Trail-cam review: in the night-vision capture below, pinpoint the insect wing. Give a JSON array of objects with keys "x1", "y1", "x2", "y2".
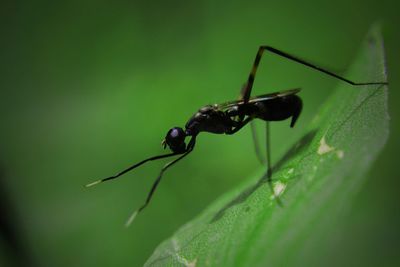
[{"x1": 218, "y1": 88, "x2": 301, "y2": 109}]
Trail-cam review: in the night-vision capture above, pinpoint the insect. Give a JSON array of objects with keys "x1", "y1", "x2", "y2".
[{"x1": 86, "y1": 45, "x2": 387, "y2": 226}]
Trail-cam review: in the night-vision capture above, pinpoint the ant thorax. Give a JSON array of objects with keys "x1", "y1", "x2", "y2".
[{"x1": 185, "y1": 105, "x2": 235, "y2": 135}]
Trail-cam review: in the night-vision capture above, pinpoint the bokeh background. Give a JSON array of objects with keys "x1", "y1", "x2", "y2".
[{"x1": 1, "y1": 0, "x2": 399, "y2": 266}]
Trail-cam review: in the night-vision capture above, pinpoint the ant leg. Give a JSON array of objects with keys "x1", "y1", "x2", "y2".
[
  {"x1": 241, "y1": 46, "x2": 388, "y2": 104},
  {"x1": 125, "y1": 137, "x2": 196, "y2": 227},
  {"x1": 265, "y1": 121, "x2": 283, "y2": 206},
  {"x1": 225, "y1": 117, "x2": 253, "y2": 135},
  {"x1": 265, "y1": 122, "x2": 272, "y2": 179},
  {"x1": 241, "y1": 47, "x2": 268, "y2": 103},
  {"x1": 85, "y1": 152, "x2": 178, "y2": 187},
  {"x1": 260, "y1": 46, "x2": 388, "y2": 86},
  {"x1": 250, "y1": 121, "x2": 266, "y2": 165}
]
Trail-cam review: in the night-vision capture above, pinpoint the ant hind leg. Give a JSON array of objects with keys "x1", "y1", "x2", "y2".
[
  {"x1": 265, "y1": 121, "x2": 283, "y2": 206},
  {"x1": 250, "y1": 121, "x2": 266, "y2": 165}
]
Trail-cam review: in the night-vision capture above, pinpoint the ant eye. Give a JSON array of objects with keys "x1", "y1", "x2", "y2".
[
  {"x1": 169, "y1": 128, "x2": 183, "y2": 139},
  {"x1": 164, "y1": 127, "x2": 186, "y2": 152}
]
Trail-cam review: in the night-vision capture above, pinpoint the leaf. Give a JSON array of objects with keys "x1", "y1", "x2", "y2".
[{"x1": 144, "y1": 25, "x2": 389, "y2": 267}]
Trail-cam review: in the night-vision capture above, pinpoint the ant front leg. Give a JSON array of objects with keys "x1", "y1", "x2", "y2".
[{"x1": 125, "y1": 137, "x2": 196, "y2": 227}]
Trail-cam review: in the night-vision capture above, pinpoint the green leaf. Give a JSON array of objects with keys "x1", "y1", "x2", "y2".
[{"x1": 144, "y1": 25, "x2": 389, "y2": 267}]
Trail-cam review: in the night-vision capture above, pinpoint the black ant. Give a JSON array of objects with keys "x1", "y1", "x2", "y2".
[{"x1": 86, "y1": 46, "x2": 387, "y2": 226}]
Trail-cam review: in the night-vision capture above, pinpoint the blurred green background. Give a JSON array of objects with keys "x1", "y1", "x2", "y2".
[{"x1": 1, "y1": 0, "x2": 399, "y2": 266}]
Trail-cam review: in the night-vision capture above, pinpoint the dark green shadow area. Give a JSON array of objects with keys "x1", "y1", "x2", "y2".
[{"x1": 211, "y1": 128, "x2": 317, "y2": 223}]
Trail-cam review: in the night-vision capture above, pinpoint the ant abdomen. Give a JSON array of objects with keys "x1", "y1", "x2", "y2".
[{"x1": 254, "y1": 95, "x2": 302, "y2": 127}]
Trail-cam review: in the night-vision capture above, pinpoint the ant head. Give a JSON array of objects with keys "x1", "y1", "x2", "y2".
[{"x1": 162, "y1": 127, "x2": 187, "y2": 153}]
